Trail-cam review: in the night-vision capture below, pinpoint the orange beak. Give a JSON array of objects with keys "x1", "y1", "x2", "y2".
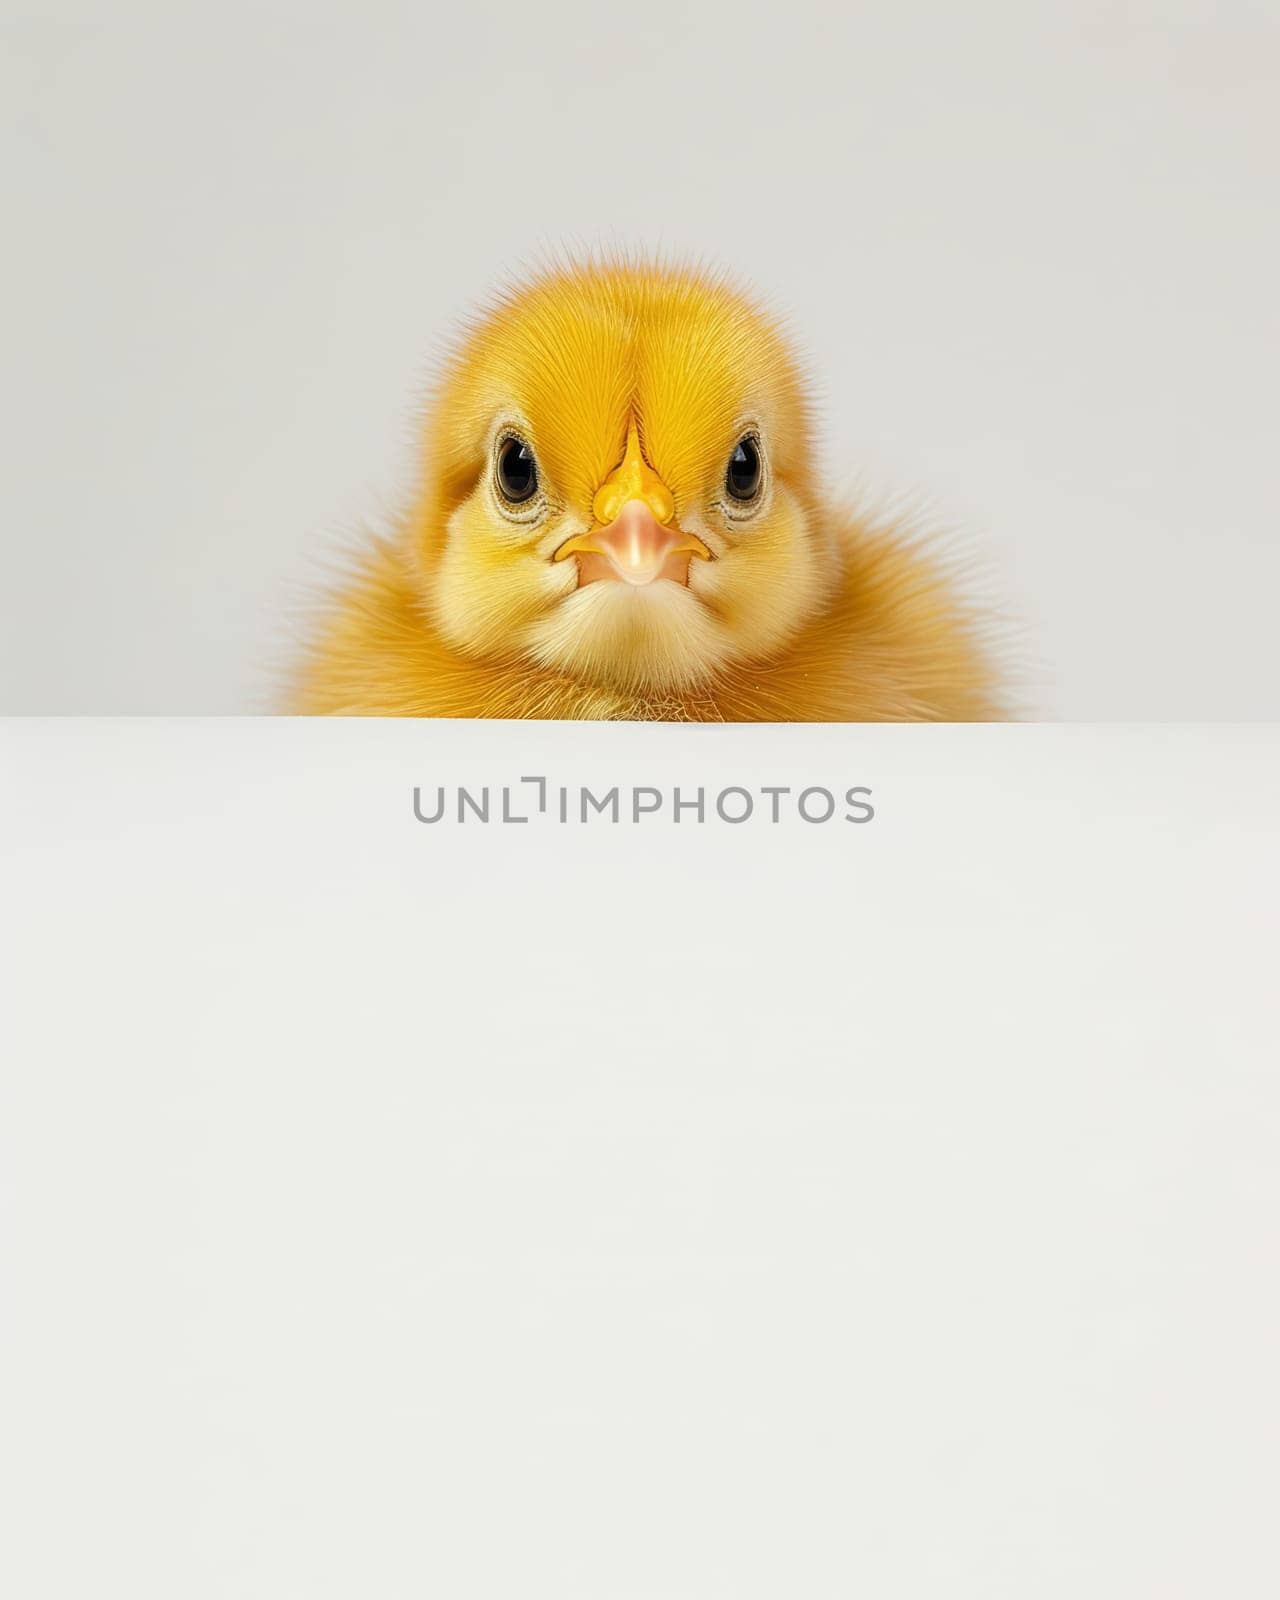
[{"x1": 553, "y1": 422, "x2": 711, "y2": 587}]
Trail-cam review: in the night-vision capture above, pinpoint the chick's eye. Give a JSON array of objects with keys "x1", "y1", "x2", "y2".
[
  {"x1": 496, "y1": 437, "x2": 538, "y2": 503},
  {"x1": 726, "y1": 436, "x2": 762, "y2": 503}
]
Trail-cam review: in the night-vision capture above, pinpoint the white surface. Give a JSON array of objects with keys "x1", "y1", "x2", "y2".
[
  {"x1": 2, "y1": 4, "x2": 1279, "y2": 716},
  {"x1": 2, "y1": 718, "x2": 1278, "y2": 1596}
]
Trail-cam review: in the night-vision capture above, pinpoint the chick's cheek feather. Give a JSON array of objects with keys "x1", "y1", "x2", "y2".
[
  {"x1": 428, "y1": 498, "x2": 569, "y2": 664},
  {"x1": 291, "y1": 258, "x2": 1004, "y2": 721}
]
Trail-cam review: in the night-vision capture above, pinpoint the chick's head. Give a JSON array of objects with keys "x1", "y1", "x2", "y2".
[{"x1": 417, "y1": 260, "x2": 830, "y2": 697}]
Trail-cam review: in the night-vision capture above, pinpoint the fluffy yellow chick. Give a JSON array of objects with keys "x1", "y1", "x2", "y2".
[{"x1": 292, "y1": 258, "x2": 1002, "y2": 720}]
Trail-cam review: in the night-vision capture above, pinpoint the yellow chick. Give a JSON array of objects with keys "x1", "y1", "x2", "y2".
[{"x1": 292, "y1": 258, "x2": 1002, "y2": 720}]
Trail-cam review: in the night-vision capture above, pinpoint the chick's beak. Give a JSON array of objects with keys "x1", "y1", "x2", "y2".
[{"x1": 553, "y1": 422, "x2": 711, "y2": 587}]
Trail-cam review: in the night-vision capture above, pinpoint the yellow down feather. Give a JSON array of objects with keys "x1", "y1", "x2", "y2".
[{"x1": 291, "y1": 257, "x2": 1004, "y2": 721}]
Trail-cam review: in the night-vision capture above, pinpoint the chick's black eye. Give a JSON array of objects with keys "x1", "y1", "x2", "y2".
[
  {"x1": 497, "y1": 437, "x2": 538, "y2": 503},
  {"x1": 726, "y1": 435, "x2": 762, "y2": 502}
]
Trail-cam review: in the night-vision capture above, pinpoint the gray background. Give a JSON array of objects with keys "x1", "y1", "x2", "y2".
[{"x1": 2, "y1": 1, "x2": 1278, "y2": 716}]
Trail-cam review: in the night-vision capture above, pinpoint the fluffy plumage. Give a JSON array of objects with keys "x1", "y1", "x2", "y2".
[{"x1": 291, "y1": 258, "x2": 1003, "y2": 720}]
